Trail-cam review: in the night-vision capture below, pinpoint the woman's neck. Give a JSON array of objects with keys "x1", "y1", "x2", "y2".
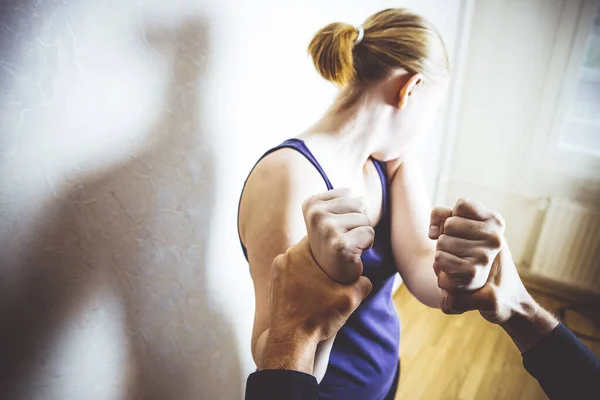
[{"x1": 299, "y1": 99, "x2": 386, "y2": 175}]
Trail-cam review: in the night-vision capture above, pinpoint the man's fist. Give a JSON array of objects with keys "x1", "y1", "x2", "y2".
[
  {"x1": 429, "y1": 198, "x2": 505, "y2": 293},
  {"x1": 429, "y1": 199, "x2": 531, "y2": 324},
  {"x1": 302, "y1": 188, "x2": 375, "y2": 283}
]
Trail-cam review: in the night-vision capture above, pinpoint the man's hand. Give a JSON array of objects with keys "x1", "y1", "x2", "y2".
[
  {"x1": 429, "y1": 199, "x2": 531, "y2": 324},
  {"x1": 263, "y1": 237, "x2": 372, "y2": 373},
  {"x1": 429, "y1": 198, "x2": 506, "y2": 293},
  {"x1": 302, "y1": 188, "x2": 375, "y2": 283},
  {"x1": 262, "y1": 189, "x2": 374, "y2": 377},
  {"x1": 429, "y1": 198, "x2": 561, "y2": 352}
]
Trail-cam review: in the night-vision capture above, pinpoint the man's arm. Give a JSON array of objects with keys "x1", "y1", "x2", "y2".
[
  {"x1": 245, "y1": 369, "x2": 318, "y2": 400},
  {"x1": 246, "y1": 321, "x2": 320, "y2": 400},
  {"x1": 500, "y1": 295, "x2": 600, "y2": 399},
  {"x1": 246, "y1": 330, "x2": 319, "y2": 400},
  {"x1": 430, "y1": 199, "x2": 600, "y2": 399},
  {"x1": 245, "y1": 224, "x2": 372, "y2": 400}
]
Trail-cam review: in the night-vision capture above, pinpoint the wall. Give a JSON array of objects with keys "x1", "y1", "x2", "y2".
[{"x1": 0, "y1": 1, "x2": 463, "y2": 399}]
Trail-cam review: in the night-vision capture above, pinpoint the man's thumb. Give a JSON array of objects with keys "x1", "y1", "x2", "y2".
[{"x1": 429, "y1": 206, "x2": 453, "y2": 239}]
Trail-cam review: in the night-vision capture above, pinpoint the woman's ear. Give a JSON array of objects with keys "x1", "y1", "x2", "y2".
[{"x1": 398, "y1": 73, "x2": 424, "y2": 109}]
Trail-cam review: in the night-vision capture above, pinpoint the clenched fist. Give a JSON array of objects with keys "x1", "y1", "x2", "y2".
[
  {"x1": 429, "y1": 198, "x2": 505, "y2": 294},
  {"x1": 429, "y1": 198, "x2": 532, "y2": 324},
  {"x1": 302, "y1": 188, "x2": 375, "y2": 283}
]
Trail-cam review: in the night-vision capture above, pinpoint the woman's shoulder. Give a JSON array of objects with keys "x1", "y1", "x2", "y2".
[
  {"x1": 238, "y1": 147, "x2": 330, "y2": 242},
  {"x1": 244, "y1": 147, "x2": 328, "y2": 199}
]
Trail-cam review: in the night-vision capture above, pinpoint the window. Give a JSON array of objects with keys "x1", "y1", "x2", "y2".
[{"x1": 560, "y1": 6, "x2": 600, "y2": 156}]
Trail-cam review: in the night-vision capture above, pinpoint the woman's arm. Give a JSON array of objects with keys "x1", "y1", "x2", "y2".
[
  {"x1": 238, "y1": 148, "x2": 334, "y2": 381},
  {"x1": 388, "y1": 151, "x2": 441, "y2": 308}
]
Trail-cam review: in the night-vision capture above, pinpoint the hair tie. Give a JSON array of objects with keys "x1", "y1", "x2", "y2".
[{"x1": 354, "y1": 25, "x2": 364, "y2": 46}]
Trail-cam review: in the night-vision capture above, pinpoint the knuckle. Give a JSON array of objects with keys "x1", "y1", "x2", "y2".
[
  {"x1": 476, "y1": 250, "x2": 491, "y2": 266},
  {"x1": 272, "y1": 254, "x2": 287, "y2": 273},
  {"x1": 437, "y1": 234, "x2": 449, "y2": 249},
  {"x1": 302, "y1": 196, "x2": 317, "y2": 213},
  {"x1": 331, "y1": 236, "x2": 347, "y2": 253},
  {"x1": 433, "y1": 262, "x2": 441, "y2": 277},
  {"x1": 366, "y1": 225, "x2": 375, "y2": 238},
  {"x1": 437, "y1": 277, "x2": 446, "y2": 290},
  {"x1": 434, "y1": 250, "x2": 444, "y2": 263},
  {"x1": 438, "y1": 273, "x2": 455, "y2": 291},
  {"x1": 430, "y1": 208, "x2": 442, "y2": 223},
  {"x1": 320, "y1": 220, "x2": 337, "y2": 237},
  {"x1": 491, "y1": 211, "x2": 506, "y2": 230},
  {"x1": 338, "y1": 293, "x2": 355, "y2": 313},
  {"x1": 487, "y1": 232, "x2": 503, "y2": 249},
  {"x1": 455, "y1": 198, "x2": 470, "y2": 214},
  {"x1": 306, "y1": 206, "x2": 324, "y2": 226},
  {"x1": 443, "y1": 216, "x2": 456, "y2": 232},
  {"x1": 347, "y1": 293, "x2": 360, "y2": 311}
]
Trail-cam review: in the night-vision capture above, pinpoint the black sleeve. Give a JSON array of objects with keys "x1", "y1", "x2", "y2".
[
  {"x1": 522, "y1": 323, "x2": 600, "y2": 399},
  {"x1": 245, "y1": 369, "x2": 319, "y2": 400}
]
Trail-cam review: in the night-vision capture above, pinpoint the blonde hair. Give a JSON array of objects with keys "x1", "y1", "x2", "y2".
[{"x1": 308, "y1": 9, "x2": 449, "y2": 108}]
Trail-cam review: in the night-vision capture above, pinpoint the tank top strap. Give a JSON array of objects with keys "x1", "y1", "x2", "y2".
[
  {"x1": 265, "y1": 138, "x2": 334, "y2": 190},
  {"x1": 370, "y1": 158, "x2": 389, "y2": 217}
]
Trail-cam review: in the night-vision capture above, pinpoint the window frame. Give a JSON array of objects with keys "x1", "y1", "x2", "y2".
[{"x1": 532, "y1": 0, "x2": 600, "y2": 181}]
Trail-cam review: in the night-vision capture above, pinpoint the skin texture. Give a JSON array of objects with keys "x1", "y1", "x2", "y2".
[
  {"x1": 238, "y1": 70, "x2": 449, "y2": 380},
  {"x1": 260, "y1": 196, "x2": 561, "y2": 378},
  {"x1": 262, "y1": 236, "x2": 372, "y2": 373},
  {"x1": 428, "y1": 199, "x2": 560, "y2": 352},
  {"x1": 301, "y1": 188, "x2": 375, "y2": 284}
]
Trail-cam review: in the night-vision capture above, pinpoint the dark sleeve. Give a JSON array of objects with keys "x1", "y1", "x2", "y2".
[
  {"x1": 522, "y1": 323, "x2": 600, "y2": 399},
  {"x1": 245, "y1": 369, "x2": 319, "y2": 400}
]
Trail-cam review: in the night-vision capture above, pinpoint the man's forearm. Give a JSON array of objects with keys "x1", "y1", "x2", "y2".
[
  {"x1": 499, "y1": 295, "x2": 559, "y2": 353},
  {"x1": 261, "y1": 329, "x2": 319, "y2": 374},
  {"x1": 247, "y1": 332, "x2": 319, "y2": 400},
  {"x1": 511, "y1": 303, "x2": 600, "y2": 399}
]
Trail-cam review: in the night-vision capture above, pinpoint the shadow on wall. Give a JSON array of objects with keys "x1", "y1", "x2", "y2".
[{"x1": 0, "y1": 12, "x2": 242, "y2": 400}]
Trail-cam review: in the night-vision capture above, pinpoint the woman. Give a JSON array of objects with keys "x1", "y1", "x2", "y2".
[{"x1": 238, "y1": 8, "x2": 450, "y2": 400}]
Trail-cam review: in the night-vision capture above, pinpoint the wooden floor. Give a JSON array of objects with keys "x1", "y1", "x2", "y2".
[{"x1": 393, "y1": 285, "x2": 600, "y2": 400}]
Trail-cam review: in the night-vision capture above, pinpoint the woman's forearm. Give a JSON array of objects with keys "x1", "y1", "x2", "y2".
[
  {"x1": 400, "y1": 255, "x2": 441, "y2": 308},
  {"x1": 387, "y1": 153, "x2": 441, "y2": 308}
]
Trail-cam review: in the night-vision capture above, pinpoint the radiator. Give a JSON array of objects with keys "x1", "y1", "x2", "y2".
[{"x1": 529, "y1": 199, "x2": 600, "y2": 293}]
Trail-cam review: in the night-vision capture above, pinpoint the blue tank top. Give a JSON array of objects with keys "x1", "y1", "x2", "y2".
[{"x1": 239, "y1": 139, "x2": 400, "y2": 400}]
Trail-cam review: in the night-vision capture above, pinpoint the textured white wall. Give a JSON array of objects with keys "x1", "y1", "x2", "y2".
[{"x1": 0, "y1": 0, "x2": 462, "y2": 399}]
